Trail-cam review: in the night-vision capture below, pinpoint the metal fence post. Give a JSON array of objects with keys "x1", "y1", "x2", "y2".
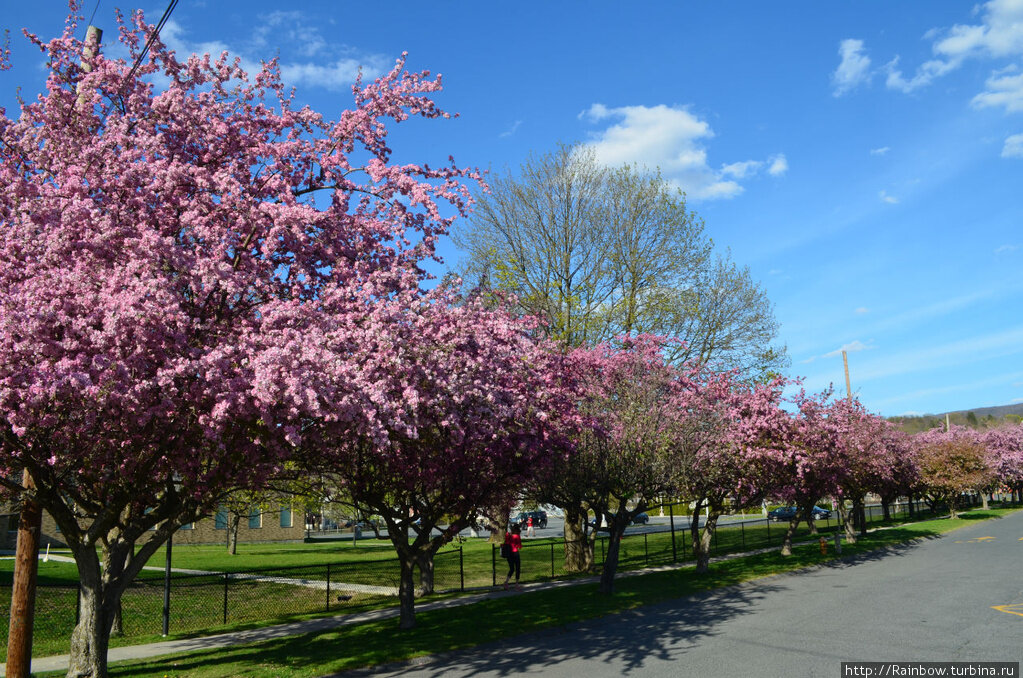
[
  {"x1": 162, "y1": 534, "x2": 172, "y2": 637},
  {"x1": 669, "y1": 504, "x2": 677, "y2": 563},
  {"x1": 550, "y1": 542, "x2": 555, "y2": 578},
  {"x1": 459, "y1": 547, "x2": 464, "y2": 592},
  {"x1": 492, "y1": 544, "x2": 497, "y2": 588},
  {"x1": 222, "y1": 572, "x2": 229, "y2": 625},
  {"x1": 326, "y1": 563, "x2": 331, "y2": 612},
  {"x1": 681, "y1": 526, "x2": 687, "y2": 559},
  {"x1": 740, "y1": 519, "x2": 745, "y2": 550},
  {"x1": 644, "y1": 533, "x2": 648, "y2": 567}
]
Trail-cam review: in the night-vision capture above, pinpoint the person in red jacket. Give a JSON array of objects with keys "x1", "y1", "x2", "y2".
[{"x1": 502, "y1": 523, "x2": 522, "y2": 590}]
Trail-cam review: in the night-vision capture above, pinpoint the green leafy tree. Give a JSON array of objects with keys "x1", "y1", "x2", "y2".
[{"x1": 456, "y1": 145, "x2": 784, "y2": 373}]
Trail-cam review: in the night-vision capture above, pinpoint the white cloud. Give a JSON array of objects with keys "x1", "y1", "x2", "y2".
[
  {"x1": 856, "y1": 307, "x2": 870, "y2": 314},
  {"x1": 280, "y1": 59, "x2": 387, "y2": 92},
  {"x1": 883, "y1": 0, "x2": 1023, "y2": 104},
  {"x1": 935, "y1": 0, "x2": 1023, "y2": 60},
  {"x1": 973, "y1": 66, "x2": 1023, "y2": 112},
  {"x1": 858, "y1": 327, "x2": 1023, "y2": 383},
  {"x1": 721, "y1": 160, "x2": 763, "y2": 179},
  {"x1": 998, "y1": 132, "x2": 1023, "y2": 159},
  {"x1": 580, "y1": 103, "x2": 785, "y2": 201},
  {"x1": 767, "y1": 154, "x2": 789, "y2": 176},
  {"x1": 1002, "y1": 132, "x2": 1023, "y2": 156},
  {"x1": 824, "y1": 340, "x2": 874, "y2": 358},
  {"x1": 832, "y1": 39, "x2": 872, "y2": 96},
  {"x1": 870, "y1": 146, "x2": 891, "y2": 156},
  {"x1": 499, "y1": 120, "x2": 523, "y2": 138},
  {"x1": 995, "y1": 244, "x2": 1020, "y2": 253},
  {"x1": 885, "y1": 54, "x2": 962, "y2": 93},
  {"x1": 158, "y1": 15, "x2": 387, "y2": 93},
  {"x1": 879, "y1": 190, "x2": 899, "y2": 204}
]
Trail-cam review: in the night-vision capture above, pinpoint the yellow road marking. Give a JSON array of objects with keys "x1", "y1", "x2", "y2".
[
  {"x1": 974, "y1": 536, "x2": 995, "y2": 541},
  {"x1": 993, "y1": 604, "x2": 1023, "y2": 618}
]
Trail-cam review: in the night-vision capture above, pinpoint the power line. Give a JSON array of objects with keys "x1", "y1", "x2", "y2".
[
  {"x1": 120, "y1": 0, "x2": 179, "y2": 91},
  {"x1": 85, "y1": 0, "x2": 102, "y2": 30}
]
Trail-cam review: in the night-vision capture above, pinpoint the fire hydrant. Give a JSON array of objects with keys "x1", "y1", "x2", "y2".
[{"x1": 819, "y1": 537, "x2": 828, "y2": 555}]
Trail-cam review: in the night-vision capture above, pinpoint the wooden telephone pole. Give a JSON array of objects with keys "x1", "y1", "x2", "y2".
[
  {"x1": 6, "y1": 25, "x2": 102, "y2": 678},
  {"x1": 5, "y1": 471, "x2": 42, "y2": 678},
  {"x1": 842, "y1": 350, "x2": 852, "y2": 400}
]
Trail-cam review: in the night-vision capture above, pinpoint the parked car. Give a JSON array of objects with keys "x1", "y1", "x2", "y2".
[
  {"x1": 587, "y1": 512, "x2": 649, "y2": 530},
  {"x1": 767, "y1": 506, "x2": 797, "y2": 522},
  {"x1": 768, "y1": 505, "x2": 832, "y2": 521},
  {"x1": 512, "y1": 510, "x2": 548, "y2": 529}
]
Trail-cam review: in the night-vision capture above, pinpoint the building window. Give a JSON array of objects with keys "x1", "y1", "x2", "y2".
[
  {"x1": 180, "y1": 522, "x2": 193, "y2": 530},
  {"x1": 248, "y1": 508, "x2": 262, "y2": 529},
  {"x1": 279, "y1": 506, "x2": 292, "y2": 529},
  {"x1": 214, "y1": 508, "x2": 228, "y2": 530}
]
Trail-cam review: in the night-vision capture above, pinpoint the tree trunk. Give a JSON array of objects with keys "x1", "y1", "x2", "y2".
[
  {"x1": 689, "y1": 504, "x2": 704, "y2": 571},
  {"x1": 881, "y1": 498, "x2": 891, "y2": 521},
  {"x1": 804, "y1": 506, "x2": 818, "y2": 535},
  {"x1": 781, "y1": 514, "x2": 800, "y2": 556},
  {"x1": 981, "y1": 493, "x2": 989, "y2": 510},
  {"x1": 851, "y1": 497, "x2": 867, "y2": 537},
  {"x1": 397, "y1": 556, "x2": 417, "y2": 630},
  {"x1": 415, "y1": 550, "x2": 435, "y2": 595},
  {"x1": 562, "y1": 506, "x2": 593, "y2": 572},
  {"x1": 695, "y1": 513, "x2": 719, "y2": 573},
  {"x1": 598, "y1": 527, "x2": 625, "y2": 595},
  {"x1": 109, "y1": 549, "x2": 132, "y2": 638},
  {"x1": 109, "y1": 602, "x2": 123, "y2": 638},
  {"x1": 838, "y1": 501, "x2": 857, "y2": 544},
  {"x1": 66, "y1": 581, "x2": 117, "y2": 678},
  {"x1": 228, "y1": 514, "x2": 241, "y2": 555}
]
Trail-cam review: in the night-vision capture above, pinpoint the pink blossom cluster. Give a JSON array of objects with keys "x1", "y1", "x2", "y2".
[{"x1": 0, "y1": 8, "x2": 490, "y2": 541}]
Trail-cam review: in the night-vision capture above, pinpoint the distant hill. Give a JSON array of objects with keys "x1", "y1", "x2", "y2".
[{"x1": 888, "y1": 403, "x2": 1023, "y2": 434}]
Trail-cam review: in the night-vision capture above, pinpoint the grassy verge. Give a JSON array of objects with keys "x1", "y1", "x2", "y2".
[{"x1": 33, "y1": 507, "x2": 1015, "y2": 678}]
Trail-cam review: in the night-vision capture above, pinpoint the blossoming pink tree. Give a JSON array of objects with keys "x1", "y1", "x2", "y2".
[
  {"x1": 0, "y1": 9, "x2": 478, "y2": 676},
  {"x1": 674, "y1": 371, "x2": 791, "y2": 572},
  {"x1": 772, "y1": 390, "x2": 840, "y2": 554},
  {"x1": 314, "y1": 289, "x2": 574, "y2": 629},
  {"x1": 558, "y1": 337, "x2": 691, "y2": 593},
  {"x1": 982, "y1": 424, "x2": 1023, "y2": 504},
  {"x1": 912, "y1": 426, "x2": 994, "y2": 518},
  {"x1": 776, "y1": 394, "x2": 915, "y2": 551}
]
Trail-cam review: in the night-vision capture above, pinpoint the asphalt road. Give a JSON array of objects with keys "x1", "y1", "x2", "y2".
[{"x1": 344, "y1": 510, "x2": 1023, "y2": 677}]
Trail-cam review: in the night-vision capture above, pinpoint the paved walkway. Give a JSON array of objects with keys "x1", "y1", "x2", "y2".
[{"x1": 0, "y1": 526, "x2": 911, "y2": 675}]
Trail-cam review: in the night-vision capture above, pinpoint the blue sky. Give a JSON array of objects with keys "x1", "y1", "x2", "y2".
[{"x1": 4, "y1": 1, "x2": 1023, "y2": 417}]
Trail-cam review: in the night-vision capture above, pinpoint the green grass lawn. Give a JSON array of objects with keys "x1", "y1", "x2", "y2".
[{"x1": 38, "y1": 507, "x2": 1012, "y2": 678}]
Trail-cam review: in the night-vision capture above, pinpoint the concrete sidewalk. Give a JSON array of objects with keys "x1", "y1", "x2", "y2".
[{"x1": 0, "y1": 526, "x2": 902, "y2": 675}]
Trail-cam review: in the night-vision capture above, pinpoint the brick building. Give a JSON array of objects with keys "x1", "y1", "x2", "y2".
[{"x1": 2, "y1": 504, "x2": 304, "y2": 550}]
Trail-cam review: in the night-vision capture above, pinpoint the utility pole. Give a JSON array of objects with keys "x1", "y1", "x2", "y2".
[
  {"x1": 842, "y1": 350, "x2": 852, "y2": 400},
  {"x1": 6, "y1": 25, "x2": 103, "y2": 678},
  {"x1": 5, "y1": 471, "x2": 42, "y2": 678}
]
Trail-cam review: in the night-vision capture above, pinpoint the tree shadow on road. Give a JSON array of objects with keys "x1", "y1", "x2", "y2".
[{"x1": 337, "y1": 579, "x2": 786, "y2": 677}]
